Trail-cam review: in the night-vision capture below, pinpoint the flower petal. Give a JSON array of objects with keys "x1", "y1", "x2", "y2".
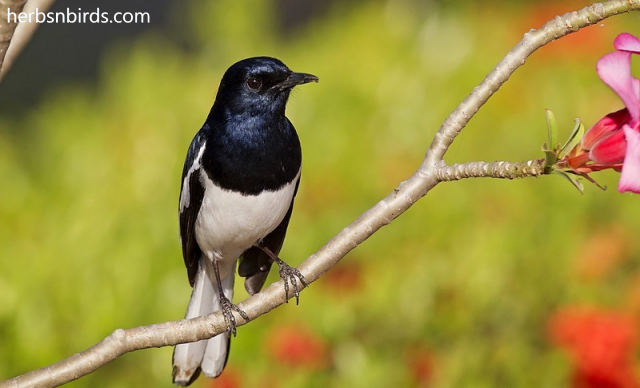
[
  {"x1": 590, "y1": 129, "x2": 627, "y2": 165},
  {"x1": 614, "y1": 33, "x2": 640, "y2": 54},
  {"x1": 597, "y1": 51, "x2": 640, "y2": 121},
  {"x1": 619, "y1": 125, "x2": 640, "y2": 193},
  {"x1": 582, "y1": 108, "x2": 630, "y2": 150}
]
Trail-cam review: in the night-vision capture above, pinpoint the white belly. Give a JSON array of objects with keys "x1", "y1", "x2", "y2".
[{"x1": 194, "y1": 169, "x2": 299, "y2": 277}]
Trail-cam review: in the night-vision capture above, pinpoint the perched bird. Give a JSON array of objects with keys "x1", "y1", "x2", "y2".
[{"x1": 172, "y1": 57, "x2": 318, "y2": 386}]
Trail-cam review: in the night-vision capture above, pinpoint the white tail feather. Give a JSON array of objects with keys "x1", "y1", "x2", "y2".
[
  {"x1": 173, "y1": 260, "x2": 235, "y2": 385},
  {"x1": 201, "y1": 261, "x2": 234, "y2": 377}
]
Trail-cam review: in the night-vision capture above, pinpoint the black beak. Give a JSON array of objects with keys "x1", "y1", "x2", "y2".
[{"x1": 273, "y1": 72, "x2": 319, "y2": 91}]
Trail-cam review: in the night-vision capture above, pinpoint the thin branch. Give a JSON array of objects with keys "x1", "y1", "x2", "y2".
[
  {"x1": 1, "y1": 0, "x2": 56, "y2": 80},
  {"x1": 2, "y1": 1, "x2": 639, "y2": 387},
  {"x1": 0, "y1": 0, "x2": 27, "y2": 73},
  {"x1": 423, "y1": 0, "x2": 639, "y2": 168},
  {"x1": 436, "y1": 159, "x2": 546, "y2": 182}
]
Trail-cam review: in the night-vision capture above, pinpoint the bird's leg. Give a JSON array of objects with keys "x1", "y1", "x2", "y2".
[
  {"x1": 255, "y1": 243, "x2": 308, "y2": 304},
  {"x1": 212, "y1": 259, "x2": 249, "y2": 336}
]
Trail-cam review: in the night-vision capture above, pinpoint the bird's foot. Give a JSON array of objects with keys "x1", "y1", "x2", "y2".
[
  {"x1": 274, "y1": 257, "x2": 308, "y2": 305},
  {"x1": 219, "y1": 294, "x2": 249, "y2": 336},
  {"x1": 254, "y1": 243, "x2": 308, "y2": 304}
]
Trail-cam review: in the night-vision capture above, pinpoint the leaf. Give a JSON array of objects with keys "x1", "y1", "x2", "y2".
[
  {"x1": 546, "y1": 109, "x2": 558, "y2": 150},
  {"x1": 580, "y1": 172, "x2": 607, "y2": 191},
  {"x1": 543, "y1": 148, "x2": 557, "y2": 172},
  {"x1": 559, "y1": 119, "x2": 585, "y2": 157},
  {"x1": 552, "y1": 170, "x2": 584, "y2": 193}
]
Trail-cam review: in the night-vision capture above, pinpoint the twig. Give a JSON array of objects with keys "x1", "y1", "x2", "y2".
[
  {"x1": 0, "y1": 0, "x2": 56, "y2": 80},
  {"x1": 436, "y1": 159, "x2": 546, "y2": 181},
  {"x1": 0, "y1": 0, "x2": 28, "y2": 73}
]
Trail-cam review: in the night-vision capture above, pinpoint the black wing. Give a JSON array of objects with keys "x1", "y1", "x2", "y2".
[
  {"x1": 238, "y1": 178, "x2": 299, "y2": 295},
  {"x1": 179, "y1": 132, "x2": 207, "y2": 286}
]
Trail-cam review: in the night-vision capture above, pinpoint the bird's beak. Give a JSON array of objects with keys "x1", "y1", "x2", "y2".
[{"x1": 274, "y1": 72, "x2": 319, "y2": 91}]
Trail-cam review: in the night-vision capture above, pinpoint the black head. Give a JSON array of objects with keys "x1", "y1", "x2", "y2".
[{"x1": 210, "y1": 57, "x2": 318, "y2": 119}]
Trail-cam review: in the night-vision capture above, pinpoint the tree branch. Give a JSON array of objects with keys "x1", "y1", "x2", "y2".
[
  {"x1": 0, "y1": 0, "x2": 27, "y2": 74},
  {"x1": 0, "y1": 0, "x2": 56, "y2": 80},
  {"x1": 423, "y1": 0, "x2": 638, "y2": 167},
  {"x1": 436, "y1": 159, "x2": 546, "y2": 182},
  {"x1": 3, "y1": 1, "x2": 639, "y2": 387}
]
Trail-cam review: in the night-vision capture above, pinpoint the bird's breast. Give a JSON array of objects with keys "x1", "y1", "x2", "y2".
[{"x1": 194, "y1": 168, "x2": 299, "y2": 266}]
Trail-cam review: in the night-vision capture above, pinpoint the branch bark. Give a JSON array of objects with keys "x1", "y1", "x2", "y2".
[
  {"x1": 436, "y1": 159, "x2": 546, "y2": 181},
  {"x1": 0, "y1": 0, "x2": 56, "y2": 80},
  {"x1": 2, "y1": 1, "x2": 639, "y2": 387},
  {"x1": 0, "y1": 0, "x2": 28, "y2": 74}
]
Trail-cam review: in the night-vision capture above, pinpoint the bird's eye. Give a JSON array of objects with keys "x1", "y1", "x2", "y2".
[{"x1": 246, "y1": 77, "x2": 262, "y2": 90}]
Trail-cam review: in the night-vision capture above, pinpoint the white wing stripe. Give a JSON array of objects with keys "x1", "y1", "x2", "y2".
[{"x1": 180, "y1": 142, "x2": 207, "y2": 212}]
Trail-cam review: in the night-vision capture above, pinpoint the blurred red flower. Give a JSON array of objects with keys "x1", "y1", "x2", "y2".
[
  {"x1": 321, "y1": 262, "x2": 363, "y2": 295},
  {"x1": 265, "y1": 324, "x2": 330, "y2": 370},
  {"x1": 574, "y1": 225, "x2": 629, "y2": 281},
  {"x1": 406, "y1": 346, "x2": 435, "y2": 386},
  {"x1": 548, "y1": 306, "x2": 638, "y2": 388},
  {"x1": 210, "y1": 366, "x2": 242, "y2": 388}
]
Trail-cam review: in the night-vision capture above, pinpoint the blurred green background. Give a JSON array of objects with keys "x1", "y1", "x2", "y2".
[{"x1": 1, "y1": 0, "x2": 640, "y2": 387}]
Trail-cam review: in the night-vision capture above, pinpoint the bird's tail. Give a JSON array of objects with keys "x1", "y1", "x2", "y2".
[{"x1": 172, "y1": 259, "x2": 235, "y2": 386}]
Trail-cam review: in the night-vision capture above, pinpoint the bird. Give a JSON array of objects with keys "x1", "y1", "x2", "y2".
[{"x1": 172, "y1": 57, "x2": 318, "y2": 386}]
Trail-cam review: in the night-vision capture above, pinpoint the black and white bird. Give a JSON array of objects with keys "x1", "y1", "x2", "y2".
[{"x1": 172, "y1": 57, "x2": 318, "y2": 386}]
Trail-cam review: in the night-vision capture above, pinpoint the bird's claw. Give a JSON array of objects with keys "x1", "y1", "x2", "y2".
[
  {"x1": 275, "y1": 258, "x2": 308, "y2": 305},
  {"x1": 254, "y1": 243, "x2": 307, "y2": 304},
  {"x1": 219, "y1": 294, "x2": 249, "y2": 336}
]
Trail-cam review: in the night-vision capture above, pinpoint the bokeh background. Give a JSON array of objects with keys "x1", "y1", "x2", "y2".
[{"x1": 1, "y1": 0, "x2": 640, "y2": 387}]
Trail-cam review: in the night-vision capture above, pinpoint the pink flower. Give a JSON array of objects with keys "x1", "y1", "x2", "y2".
[
  {"x1": 559, "y1": 33, "x2": 640, "y2": 193},
  {"x1": 587, "y1": 33, "x2": 640, "y2": 193},
  {"x1": 580, "y1": 108, "x2": 630, "y2": 170}
]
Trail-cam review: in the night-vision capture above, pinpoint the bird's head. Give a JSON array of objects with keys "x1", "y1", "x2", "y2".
[{"x1": 212, "y1": 57, "x2": 318, "y2": 118}]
